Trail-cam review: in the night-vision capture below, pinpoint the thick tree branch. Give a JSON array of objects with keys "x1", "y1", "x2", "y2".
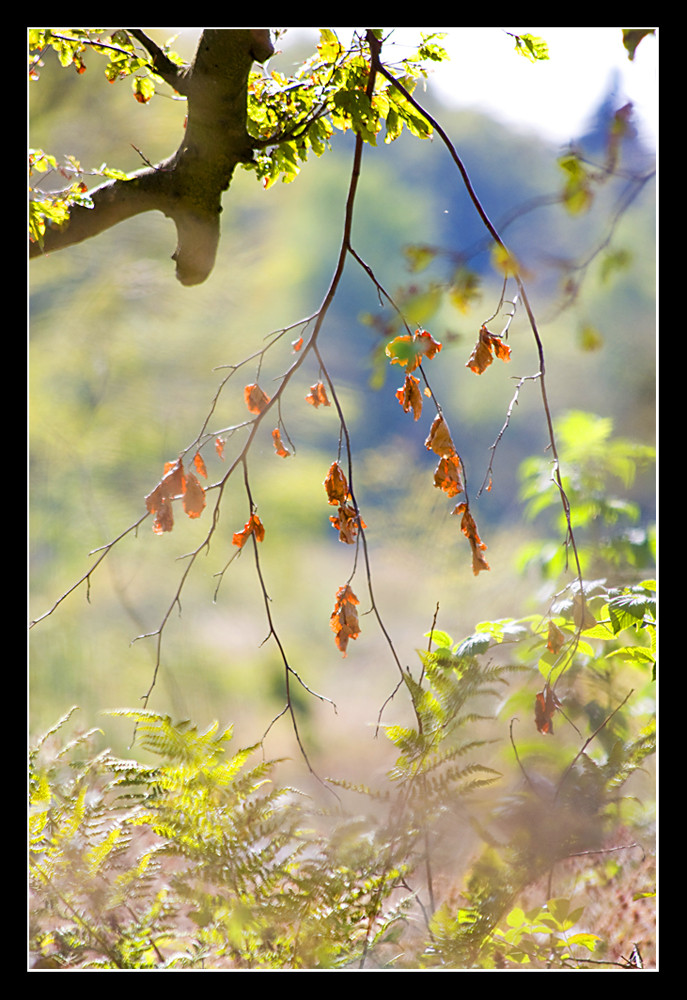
[{"x1": 29, "y1": 28, "x2": 274, "y2": 286}]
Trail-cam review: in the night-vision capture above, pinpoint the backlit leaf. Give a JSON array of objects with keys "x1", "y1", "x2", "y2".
[
  {"x1": 395, "y1": 373, "x2": 423, "y2": 420},
  {"x1": 330, "y1": 584, "x2": 360, "y2": 656},
  {"x1": 244, "y1": 384, "x2": 271, "y2": 414},
  {"x1": 433, "y1": 454, "x2": 464, "y2": 498},
  {"x1": 330, "y1": 504, "x2": 366, "y2": 544},
  {"x1": 272, "y1": 428, "x2": 290, "y2": 457},
  {"x1": 324, "y1": 462, "x2": 350, "y2": 506},
  {"x1": 452, "y1": 502, "x2": 490, "y2": 575},
  {"x1": 145, "y1": 459, "x2": 186, "y2": 534},
  {"x1": 547, "y1": 620, "x2": 566, "y2": 654},
  {"x1": 534, "y1": 682, "x2": 561, "y2": 734},
  {"x1": 425, "y1": 414, "x2": 456, "y2": 458},
  {"x1": 232, "y1": 513, "x2": 265, "y2": 548},
  {"x1": 182, "y1": 471, "x2": 206, "y2": 519},
  {"x1": 306, "y1": 382, "x2": 331, "y2": 408},
  {"x1": 466, "y1": 325, "x2": 511, "y2": 374},
  {"x1": 385, "y1": 328, "x2": 442, "y2": 373}
]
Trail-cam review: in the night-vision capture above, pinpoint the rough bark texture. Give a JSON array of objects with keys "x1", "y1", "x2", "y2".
[{"x1": 30, "y1": 28, "x2": 274, "y2": 286}]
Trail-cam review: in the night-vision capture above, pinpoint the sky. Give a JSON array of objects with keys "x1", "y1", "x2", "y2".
[{"x1": 281, "y1": 27, "x2": 658, "y2": 150}]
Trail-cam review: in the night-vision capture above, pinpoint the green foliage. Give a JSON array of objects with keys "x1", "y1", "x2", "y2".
[
  {"x1": 29, "y1": 28, "x2": 183, "y2": 92},
  {"x1": 510, "y1": 32, "x2": 550, "y2": 63},
  {"x1": 245, "y1": 29, "x2": 442, "y2": 189},
  {"x1": 30, "y1": 573, "x2": 655, "y2": 969},
  {"x1": 518, "y1": 410, "x2": 655, "y2": 577},
  {"x1": 29, "y1": 708, "x2": 411, "y2": 969}
]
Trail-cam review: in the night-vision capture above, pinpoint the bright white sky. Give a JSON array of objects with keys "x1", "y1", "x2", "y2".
[{"x1": 282, "y1": 27, "x2": 658, "y2": 149}]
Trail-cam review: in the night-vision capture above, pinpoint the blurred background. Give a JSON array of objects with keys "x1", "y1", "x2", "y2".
[{"x1": 29, "y1": 28, "x2": 656, "y2": 798}]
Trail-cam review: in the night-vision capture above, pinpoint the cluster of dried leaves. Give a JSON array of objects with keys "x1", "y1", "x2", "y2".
[
  {"x1": 389, "y1": 326, "x2": 510, "y2": 576},
  {"x1": 144, "y1": 455, "x2": 207, "y2": 534},
  {"x1": 143, "y1": 323, "x2": 510, "y2": 656},
  {"x1": 330, "y1": 583, "x2": 361, "y2": 657}
]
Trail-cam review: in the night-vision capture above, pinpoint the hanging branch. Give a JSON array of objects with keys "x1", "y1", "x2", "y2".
[{"x1": 367, "y1": 31, "x2": 584, "y2": 595}]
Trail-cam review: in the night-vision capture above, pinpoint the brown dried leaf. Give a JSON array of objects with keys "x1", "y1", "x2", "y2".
[
  {"x1": 244, "y1": 383, "x2": 271, "y2": 414},
  {"x1": 306, "y1": 382, "x2": 331, "y2": 408},
  {"x1": 466, "y1": 325, "x2": 511, "y2": 374},
  {"x1": 452, "y1": 502, "x2": 490, "y2": 575},
  {"x1": 547, "y1": 620, "x2": 566, "y2": 654},
  {"x1": 433, "y1": 454, "x2": 464, "y2": 498},
  {"x1": 330, "y1": 503, "x2": 366, "y2": 544},
  {"x1": 183, "y1": 471, "x2": 206, "y2": 519},
  {"x1": 272, "y1": 428, "x2": 290, "y2": 457},
  {"x1": 424, "y1": 414, "x2": 456, "y2": 458},
  {"x1": 535, "y1": 682, "x2": 561, "y2": 735},
  {"x1": 324, "y1": 461, "x2": 350, "y2": 506},
  {"x1": 395, "y1": 373, "x2": 423, "y2": 421},
  {"x1": 232, "y1": 513, "x2": 265, "y2": 548},
  {"x1": 330, "y1": 584, "x2": 361, "y2": 656},
  {"x1": 145, "y1": 459, "x2": 186, "y2": 534}
]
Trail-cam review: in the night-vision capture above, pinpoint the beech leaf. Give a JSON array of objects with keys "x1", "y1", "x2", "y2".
[
  {"x1": 183, "y1": 471, "x2": 206, "y2": 519},
  {"x1": 306, "y1": 382, "x2": 331, "y2": 408},
  {"x1": 433, "y1": 453, "x2": 464, "y2": 498},
  {"x1": 386, "y1": 328, "x2": 442, "y2": 373},
  {"x1": 466, "y1": 325, "x2": 511, "y2": 374},
  {"x1": 145, "y1": 458, "x2": 186, "y2": 534},
  {"x1": 425, "y1": 414, "x2": 456, "y2": 458},
  {"x1": 452, "y1": 502, "x2": 490, "y2": 575},
  {"x1": 330, "y1": 584, "x2": 361, "y2": 656},
  {"x1": 324, "y1": 461, "x2": 350, "y2": 506},
  {"x1": 395, "y1": 373, "x2": 423, "y2": 420},
  {"x1": 244, "y1": 383, "x2": 271, "y2": 414},
  {"x1": 232, "y1": 513, "x2": 265, "y2": 548},
  {"x1": 534, "y1": 682, "x2": 561, "y2": 735},
  {"x1": 330, "y1": 504, "x2": 366, "y2": 545},
  {"x1": 272, "y1": 428, "x2": 290, "y2": 457}
]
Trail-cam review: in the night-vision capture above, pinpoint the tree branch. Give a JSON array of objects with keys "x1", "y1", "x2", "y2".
[{"x1": 29, "y1": 28, "x2": 274, "y2": 286}]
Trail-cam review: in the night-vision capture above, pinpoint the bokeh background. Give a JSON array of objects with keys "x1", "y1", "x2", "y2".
[{"x1": 29, "y1": 29, "x2": 656, "y2": 800}]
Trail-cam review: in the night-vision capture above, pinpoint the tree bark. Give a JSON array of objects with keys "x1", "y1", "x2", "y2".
[{"x1": 29, "y1": 28, "x2": 274, "y2": 286}]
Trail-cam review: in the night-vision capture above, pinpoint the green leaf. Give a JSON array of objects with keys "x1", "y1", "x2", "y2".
[{"x1": 512, "y1": 33, "x2": 549, "y2": 63}]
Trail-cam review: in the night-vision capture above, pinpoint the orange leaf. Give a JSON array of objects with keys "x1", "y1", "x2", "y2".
[
  {"x1": 145, "y1": 458, "x2": 185, "y2": 534},
  {"x1": 452, "y1": 502, "x2": 490, "y2": 575},
  {"x1": 244, "y1": 383, "x2": 271, "y2": 414},
  {"x1": 324, "y1": 461, "x2": 350, "y2": 506},
  {"x1": 386, "y1": 328, "x2": 442, "y2": 373},
  {"x1": 215, "y1": 437, "x2": 226, "y2": 459},
  {"x1": 330, "y1": 504, "x2": 366, "y2": 544},
  {"x1": 272, "y1": 427, "x2": 290, "y2": 457},
  {"x1": 534, "y1": 682, "x2": 561, "y2": 735},
  {"x1": 433, "y1": 454, "x2": 464, "y2": 498},
  {"x1": 152, "y1": 499, "x2": 174, "y2": 534},
  {"x1": 193, "y1": 452, "x2": 208, "y2": 478},
  {"x1": 330, "y1": 584, "x2": 361, "y2": 656},
  {"x1": 183, "y1": 471, "x2": 206, "y2": 519},
  {"x1": 466, "y1": 325, "x2": 511, "y2": 374},
  {"x1": 232, "y1": 512, "x2": 265, "y2": 548},
  {"x1": 424, "y1": 414, "x2": 456, "y2": 458},
  {"x1": 306, "y1": 382, "x2": 331, "y2": 408},
  {"x1": 395, "y1": 373, "x2": 423, "y2": 420},
  {"x1": 547, "y1": 620, "x2": 566, "y2": 655},
  {"x1": 292, "y1": 336, "x2": 303, "y2": 352}
]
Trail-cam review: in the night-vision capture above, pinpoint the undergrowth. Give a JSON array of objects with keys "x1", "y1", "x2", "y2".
[{"x1": 30, "y1": 580, "x2": 656, "y2": 970}]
